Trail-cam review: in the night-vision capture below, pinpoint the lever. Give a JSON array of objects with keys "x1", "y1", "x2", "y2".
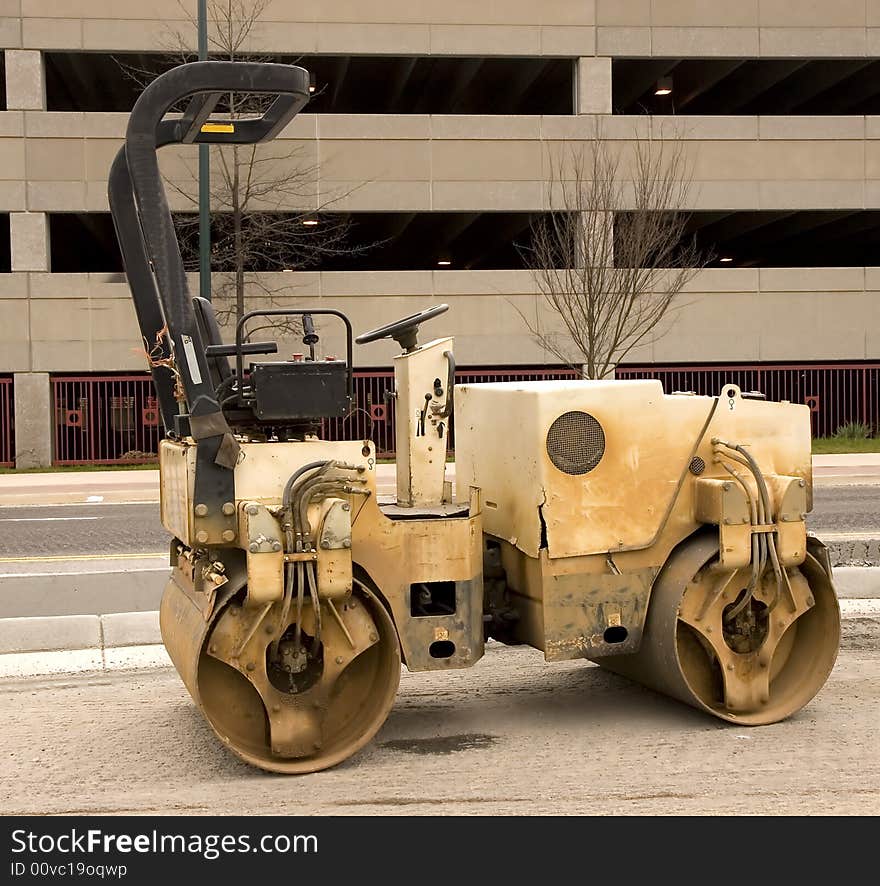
[
  {"x1": 436, "y1": 351, "x2": 455, "y2": 420},
  {"x1": 205, "y1": 342, "x2": 278, "y2": 358},
  {"x1": 302, "y1": 313, "x2": 319, "y2": 361}
]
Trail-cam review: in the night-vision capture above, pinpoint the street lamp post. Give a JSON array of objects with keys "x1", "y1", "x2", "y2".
[{"x1": 197, "y1": 0, "x2": 211, "y2": 300}]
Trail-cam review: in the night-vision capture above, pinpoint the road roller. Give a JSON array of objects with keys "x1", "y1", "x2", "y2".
[{"x1": 110, "y1": 60, "x2": 841, "y2": 773}]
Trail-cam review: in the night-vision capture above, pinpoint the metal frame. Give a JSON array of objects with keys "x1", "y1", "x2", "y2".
[
  {"x1": 51, "y1": 375, "x2": 160, "y2": 465},
  {"x1": 616, "y1": 361, "x2": 880, "y2": 437},
  {"x1": 234, "y1": 309, "x2": 355, "y2": 407}
]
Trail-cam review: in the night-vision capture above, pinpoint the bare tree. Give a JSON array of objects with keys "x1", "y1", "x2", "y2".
[
  {"x1": 521, "y1": 134, "x2": 709, "y2": 379},
  {"x1": 122, "y1": 0, "x2": 367, "y2": 334}
]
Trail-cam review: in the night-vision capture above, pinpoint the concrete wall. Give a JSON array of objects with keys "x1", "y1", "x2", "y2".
[
  {"x1": 0, "y1": 108, "x2": 876, "y2": 373},
  {"x1": 1, "y1": 112, "x2": 879, "y2": 214},
  {"x1": 6, "y1": 1, "x2": 880, "y2": 57},
  {"x1": 2, "y1": 267, "x2": 877, "y2": 373}
]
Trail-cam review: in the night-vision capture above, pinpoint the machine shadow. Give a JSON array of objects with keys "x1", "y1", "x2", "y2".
[{"x1": 380, "y1": 660, "x2": 719, "y2": 737}]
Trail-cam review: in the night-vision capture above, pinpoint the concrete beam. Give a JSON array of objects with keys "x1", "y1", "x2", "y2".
[
  {"x1": 13, "y1": 372, "x2": 52, "y2": 469},
  {"x1": 5, "y1": 49, "x2": 45, "y2": 111}
]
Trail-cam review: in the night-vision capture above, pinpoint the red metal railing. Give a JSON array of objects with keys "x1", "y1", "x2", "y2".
[
  {"x1": 615, "y1": 363, "x2": 880, "y2": 438},
  {"x1": 52, "y1": 375, "x2": 161, "y2": 465},
  {"x1": 48, "y1": 363, "x2": 878, "y2": 464},
  {"x1": 0, "y1": 377, "x2": 13, "y2": 467}
]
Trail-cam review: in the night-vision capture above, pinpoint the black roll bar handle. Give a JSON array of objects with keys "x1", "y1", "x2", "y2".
[
  {"x1": 119, "y1": 61, "x2": 311, "y2": 429},
  {"x1": 110, "y1": 61, "x2": 311, "y2": 425},
  {"x1": 234, "y1": 310, "x2": 355, "y2": 406},
  {"x1": 108, "y1": 148, "x2": 179, "y2": 433},
  {"x1": 153, "y1": 62, "x2": 311, "y2": 150}
]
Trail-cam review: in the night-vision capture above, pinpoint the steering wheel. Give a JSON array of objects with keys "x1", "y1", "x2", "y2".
[{"x1": 355, "y1": 303, "x2": 449, "y2": 352}]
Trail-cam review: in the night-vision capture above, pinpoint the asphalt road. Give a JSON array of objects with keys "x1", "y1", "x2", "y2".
[
  {"x1": 0, "y1": 485, "x2": 876, "y2": 561},
  {"x1": 1, "y1": 630, "x2": 878, "y2": 815},
  {"x1": 807, "y1": 485, "x2": 880, "y2": 536},
  {"x1": 0, "y1": 503, "x2": 167, "y2": 560}
]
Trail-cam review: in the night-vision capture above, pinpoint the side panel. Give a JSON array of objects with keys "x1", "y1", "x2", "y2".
[
  {"x1": 455, "y1": 380, "x2": 812, "y2": 561},
  {"x1": 159, "y1": 439, "x2": 193, "y2": 542},
  {"x1": 352, "y1": 504, "x2": 484, "y2": 672},
  {"x1": 393, "y1": 337, "x2": 454, "y2": 507},
  {"x1": 234, "y1": 439, "x2": 370, "y2": 503},
  {"x1": 541, "y1": 563, "x2": 657, "y2": 662}
]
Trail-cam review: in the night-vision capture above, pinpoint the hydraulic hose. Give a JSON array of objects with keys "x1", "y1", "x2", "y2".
[
  {"x1": 714, "y1": 439, "x2": 784, "y2": 620},
  {"x1": 306, "y1": 560, "x2": 322, "y2": 644},
  {"x1": 719, "y1": 460, "x2": 761, "y2": 620},
  {"x1": 282, "y1": 460, "x2": 331, "y2": 515},
  {"x1": 297, "y1": 478, "x2": 368, "y2": 551},
  {"x1": 275, "y1": 460, "x2": 333, "y2": 656},
  {"x1": 294, "y1": 474, "x2": 341, "y2": 549},
  {"x1": 287, "y1": 462, "x2": 336, "y2": 550},
  {"x1": 724, "y1": 445, "x2": 783, "y2": 613}
]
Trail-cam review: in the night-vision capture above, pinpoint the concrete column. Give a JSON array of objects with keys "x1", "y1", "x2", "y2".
[
  {"x1": 576, "y1": 57, "x2": 612, "y2": 115},
  {"x1": 5, "y1": 49, "x2": 46, "y2": 110},
  {"x1": 14, "y1": 373, "x2": 53, "y2": 469},
  {"x1": 10, "y1": 213, "x2": 49, "y2": 272}
]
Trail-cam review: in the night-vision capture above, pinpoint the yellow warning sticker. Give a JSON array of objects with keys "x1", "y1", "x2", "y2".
[{"x1": 201, "y1": 122, "x2": 235, "y2": 133}]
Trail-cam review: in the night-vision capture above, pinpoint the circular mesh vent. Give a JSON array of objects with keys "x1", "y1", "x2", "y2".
[
  {"x1": 546, "y1": 411, "x2": 605, "y2": 475},
  {"x1": 689, "y1": 456, "x2": 706, "y2": 475}
]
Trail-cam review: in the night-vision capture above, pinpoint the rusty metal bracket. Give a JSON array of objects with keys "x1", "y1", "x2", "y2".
[{"x1": 284, "y1": 552, "x2": 319, "y2": 563}]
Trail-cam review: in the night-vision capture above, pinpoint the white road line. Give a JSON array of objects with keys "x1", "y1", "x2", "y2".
[
  {"x1": 0, "y1": 516, "x2": 101, "y2": 523},
  {"x1": 0, "y1": 500, "x2": 158, "y2": 510},
  {"x1": 0, "y1": 566, "x2": 168, "y2": 578}
]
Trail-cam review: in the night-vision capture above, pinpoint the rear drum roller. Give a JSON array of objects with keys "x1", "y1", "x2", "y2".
[
  {"x1": 162, "y1": 574, "x2": 400, "y2": 773},
  {"x1": 598, "y1": 532, "x2": 840, "y2": 725}
]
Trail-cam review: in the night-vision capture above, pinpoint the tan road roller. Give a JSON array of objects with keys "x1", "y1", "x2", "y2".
[{"x1": 110, "y1": 61, "x2": 840, "y2": 773}]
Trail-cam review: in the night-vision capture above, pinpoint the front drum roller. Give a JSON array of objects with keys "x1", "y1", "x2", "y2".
[
  {"x1": 160, "y1": 569, "x2": 401, "y2": 773},
  {"x1": 597, "y1": 531, "x2": 840, "y2": 725}
]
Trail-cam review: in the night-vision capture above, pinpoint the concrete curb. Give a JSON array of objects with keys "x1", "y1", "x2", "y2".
[
  {"x1": 0, "y1": 610, "x2": 160, "y2": 654},
  {"x1": 0, "y1": 645, "x2": 172, "y2": 678},
  {"x1": 0, "y1": 610, "x2": 165, "y2": 678},
  {"x1": 0, "y1": 601, "x2": 878, "y2": 680},
  {"x1": 828, "y1": 539, "x2": 880, "y2": 567},
  {"x1": 0, "y1": 567, "x2": 167, "y2": 618},
  {"x1": 828, "y1": 566, "x2": 880, "y2": 596}
]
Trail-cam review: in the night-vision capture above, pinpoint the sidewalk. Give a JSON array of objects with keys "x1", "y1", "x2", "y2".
[
  {"x1": 812, "y1": 454, "x2": 880, "y2": 484},
  {"x1": 0, "y1": 469, "x2": 161, "y2": 506},
  {"x1": 0, "y1": 453, "x2": 878, "y2": 506}
]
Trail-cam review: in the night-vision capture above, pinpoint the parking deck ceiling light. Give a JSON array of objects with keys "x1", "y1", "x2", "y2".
[
  {"x1": 719, "y1": 256, "x2": 734, "y2": 263},
  {"x1": 655, "y1": 77, "x2": 673, "y2": 97},
  {"x1": 302, "y1": 218, "x2": 319, "y2": 226},
  {"x1": 309, "y1": 72, "x2": 317, "y2": 94},
  {"x1": 437, "y1": 258, "x2": 452, "y2": 266}
]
